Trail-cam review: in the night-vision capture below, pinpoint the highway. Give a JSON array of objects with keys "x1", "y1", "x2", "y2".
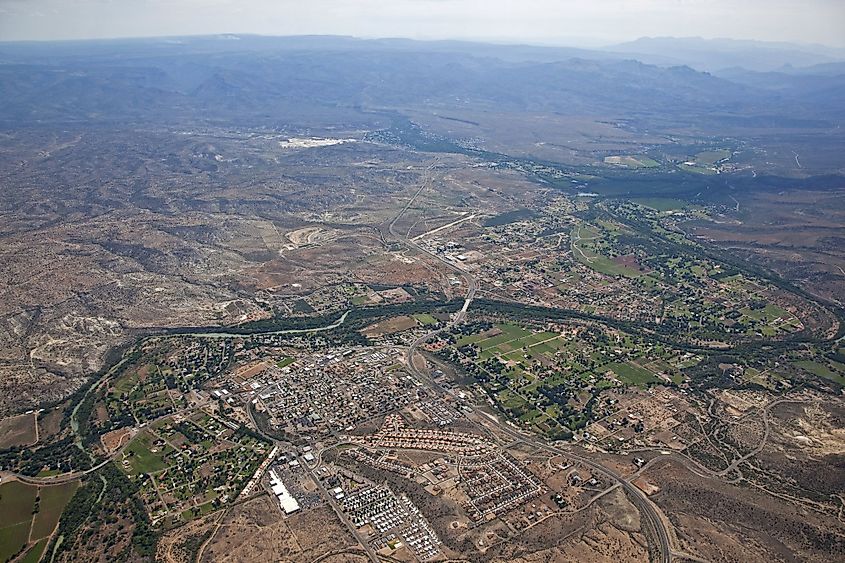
[
  {"x1": 387, "y1": 160, "x2": 478, "y2": 327},
  {"x1": 17, "y1": 159, "x2": 666, "y2": 560},
  {"x1": 389, "y1": 166, "x2": 672, "y2": 562},
  {"x1": 405, "y1": 338, "x2": 673, "y2": 562}
]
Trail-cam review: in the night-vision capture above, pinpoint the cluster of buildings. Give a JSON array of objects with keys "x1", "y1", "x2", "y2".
[
  {"x1": 131, "y1": 413, "x2": 268, "y2": 525},
  {"x1": 240, "y1": 445, "x2": 279, "y2": 498},
  {"x1": 418, "y1": 238, "x2": 474, "y2": 265},
  {"x1": 345, "y1": 449, "x2": 416, "y2": 478},
  {"x1": 349, "y1": 414, "x2": 492, "y2": 456},
  {"x1": 460, "y1": 451, "x2": 544, "y2": 522},
  {"x1": 250, "y1": 347, "x2": 418, "y2": 436},
  {"x1": 340, "y1": 484, "x2": 441, "y2": 561},
  {"x1": 276, "y1": 282, "x2": 416, "y2": 316},
  {"x1": 417, "y1": 399, "x2": 462, "y2": 426},
  {"x1": 344, "y1": 414, "x2": 545, "y2": 525},
  {"x1": 415, "y1": 209, "x2": 664, "y2": 322},
  {"x1": 269, "y1": 468, "x2": 301, "y2": 515}
]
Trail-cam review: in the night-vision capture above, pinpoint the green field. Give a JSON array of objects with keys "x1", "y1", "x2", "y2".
[
  {"x1": 449, "y1": 317, "x2": 683, "y2": 440},
  {"x1": 695, "y1": 149, "x2": 731, "y2": 165},
  {"x1": 471, "y1": 324, "x2": 531, "y2": 349},
  {"x1": 112, "y1": 371, "x2": 140, "y2": 395},
  {"x1": 0, "y1": 481, "x2": 37, "y2": 527},
  {"x1": 742, "y1": 303, "x2": 789, "y2": 322},
  {"x1": 122, "y1": 430, "x2": 172, "y2": 475},
  {"x1": 0, "y1": 521, "x2": 30, "y2": 563},
  {"x1": 413, "y1": 313, "x2": 438, "y2": 326},
  {"x1": 497, "y1": 389, "x2": 529, "y2": 411},
  {"x1": 598, "y1": 257, "x2": 640, "y2": 278},
  {"x1": 19, "y1": 538, "x2": 48, "y2": 563},
  {"x1": 181, "y1": 499, "x2": 217, "y2": 522},
  {"x1": 794, "y1": 361, "x2": 845, "y2": 385},
  {"x1": 456, "y1": 332, "x2": 486, "y2": 346},
  {"x1": 276, "y1": 356, "x2": 295, "y2": 368},
  {"x1": 571, "y1": 224, "x2": 642, "y2": 278},
  {"x1": 606, "y1": 362, "x2": 661, "y2": 386},
  {"x1": 576, "y1": 254, "x2": 642, "y2": 278},
  {"x1": 631, "y1": 197, "x2": 687, "y2": 212}
]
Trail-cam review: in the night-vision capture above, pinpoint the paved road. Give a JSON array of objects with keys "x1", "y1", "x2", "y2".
[
  {"x1": 24, "y1": 157, "x2": 663, "y2": 559},
  {"x1": 387, "y1": 158, "x2": 671, "y2": 561},
  {"x1": 401, "y1": 300, "x2": 672, "y2": 563},
  {"x1": 4, "y1": 401, "x2": 212, "y2": 486},
  {"x1": 388, "y1": 160, "x2": 478, "y2": 326},
  {"x1": 2, "y1": 445, "x2": 121, "y2": 486},
  {"x1": 303, "y1": 462, "x2": 381, "y2": 563}
]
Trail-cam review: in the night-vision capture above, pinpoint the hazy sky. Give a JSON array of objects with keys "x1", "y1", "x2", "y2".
[{"x1": 0, "y1": 0, "x2": 843, "y2": 47}]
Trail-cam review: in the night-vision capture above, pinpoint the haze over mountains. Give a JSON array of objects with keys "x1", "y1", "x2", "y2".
[
  {"x1": 606, "y1": 36, "x2": 845, "y2": 72},
  {"x1": 1, "y1": 22, "x2": 845, "y2": 563},
  {"x1": 0, "y1": 34, "x2": 843, "y2": 131}
]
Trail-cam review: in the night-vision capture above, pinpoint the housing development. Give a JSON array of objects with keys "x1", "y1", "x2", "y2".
[{"x1": 1, "y1": 28, "x2": 844, "y2": 563}]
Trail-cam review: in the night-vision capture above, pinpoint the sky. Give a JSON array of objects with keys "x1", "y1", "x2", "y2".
[{"x1": 0, "y1": 0, "x2": 843, "y2": 48}]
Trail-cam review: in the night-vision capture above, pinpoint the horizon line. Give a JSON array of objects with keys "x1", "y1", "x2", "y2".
[{"x1": 1, "y1": 32, "x2": 843, "y2": 53}]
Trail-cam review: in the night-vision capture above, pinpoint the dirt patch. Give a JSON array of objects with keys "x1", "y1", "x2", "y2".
[
  {"x1": 158, "y1": 512, "x2": 220, "y2": 563},
  {"x1": 37, "y1": 407, "x2": 64, "y2": 440},
  {"x1": 362, "y1": 315, "x2": 418, "y2": 337},
  {"x1": 0, "y1": 413, "x2": 37, "y2": 448},
  {"x1": 632, "y1": 477, "x2": 660, "y2": 496},
  {"x1": 612, "y1": 254, "x2": 646, "y2": 272},
  {"x1": 201, "y1": 496, "x2": 299, "y2": 562},
  {"x1": 285, "y1": 226, "x2": 339, "y2": 249},
  {"x1": 202, "y1": 498, "x2": 362, "y2": 563},
  {"x1": 234, "y1": 361, "x2": 272, "y2": 380},
  {"x1": 647, "y1": 458, "x2": 845, "y2": 562},
  {"x1": 101, "y1": 427, "x2": 133, "y2": 452}
]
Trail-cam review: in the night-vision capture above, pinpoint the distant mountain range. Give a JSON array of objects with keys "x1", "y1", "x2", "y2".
[
  {"x1": 0, "y1": 34, "x2": 842, "y2": 128},
  {"x1": 605, "y1": 36, "x2": 845, "y2": 72}
]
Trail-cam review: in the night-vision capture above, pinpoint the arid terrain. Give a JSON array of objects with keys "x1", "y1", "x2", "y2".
[{"x1": 0, "y1": 34, "x2": 844, "y2": 563}]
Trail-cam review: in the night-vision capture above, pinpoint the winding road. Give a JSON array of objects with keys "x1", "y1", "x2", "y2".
[{"x1": 388, "y1": 164, "x2": 673, "y2": 563}]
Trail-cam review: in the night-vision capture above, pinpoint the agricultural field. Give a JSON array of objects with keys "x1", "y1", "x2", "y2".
[
  {"x1": 443, "y1": 320, "x2": 683, "y2": 439},
  {"x1": 676, "y1": 149, "x2": 732, "y2": 174},
  {"x1": 276, "y1": 356, "x2": 296, "y2": 368},
  {"x1": 571, "y1": 223, "x2": 645, "y2": 279},
  {"x1": 362, "y1": 315, "x2": 420, "y2": 337},
  {"x1": 413, "y1": 313, "x2": 439, "y2": 326},
  {"x1": 793, "y1": 360, "x2": 845, "y2": 385},
  {"x1": 695, "y1": 148, "x2": 732, "y2": 166},
  {"x1": 0, "y1": 32, "x2": 843, "y2": 563},
  {"x1": 0, "y1": 480, "x2": 78, "y2": 563},
  {"x1": 629, "y1": 197, "x2": 687, "y2": 212},
  {"x1": 604, "y1": 362, "x2": 661, "y2": 386},
  {"x1": 567, "y1": 214, "x2": 808, "y2": 344}
]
